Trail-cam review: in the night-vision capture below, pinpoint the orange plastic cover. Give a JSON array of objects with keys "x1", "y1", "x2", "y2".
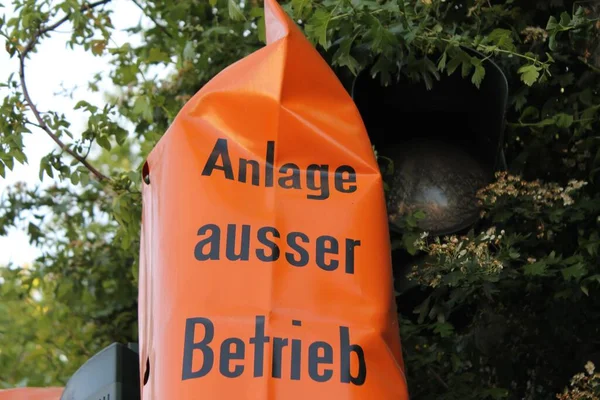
[
  {"x1": 0, "y1": 388, "x2": 63, "y2": 400},
  {"x1": 138, "y1": 0, "x2": 410, "y2": 398}
]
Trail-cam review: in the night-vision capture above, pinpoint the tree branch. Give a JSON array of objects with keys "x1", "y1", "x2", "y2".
[
  {"x1": 19, "y1": 57, "x2": 109, "y2": 182},
  {"x1": 18, "y1": 0, "x2": 113, "y2": 183},
  {"x1": 428, "y1": 367, "x2": 450, "y2": 390},
  {"x1": 131, "y1": 0, "x2": 173, "y2": 39},
  {"x1": 578, "y1": 56, "x2": 600, "y2": 74}
]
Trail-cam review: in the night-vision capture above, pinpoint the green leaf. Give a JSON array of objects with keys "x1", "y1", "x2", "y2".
[
  {"x1": 524, "y1": 261, "x2": 547, "y2": 276},
  {"x1": 0, "y1": 161, "x2": 5, "y2": 178},
  {"x1": 304, "y1": 8, "x2": 332, "y2": 49},
  {"x1": 381, "y1": 1, "x2": 400, "y2": 13},
  {"x1": 413, "y1": 210, "x2": 427, "y2": 220},
  {"x1": 56, "y1": 281, "x2": 74, "y2": 301},
  {"x1": 209, "y1": 0, "x2": 217, "y2": 6},
  {"x1": 13, "y1": 150, "x2": 26, "y2": 165},
  {"x1": 461, "y1": 59, "x2": 472, "y2": 78},
  {"x1": 74, "y1": 100, "x2": 90, "y2": 110},
  {"x1": 421, "y1": 72, "x2": 433, "y2": 90},
  {"x1": 486, "y1": 28, "x2": 515, "y2": 51},
  {"x1": 257, "y1": 14, "x2": 266, "y2": 43},
  {"x1": 422, "y1": 56, "x2": 439, "y2": 78},
  {"x1": 520, "y1": 106, "x2": 539, "y2": 121},
  {"x1": 581, "y1": 285, "x2": 589, "y2": 296},
  {"x1": 228, "y1": 0, "x2": 246, "y2": 21},
  {"x1": 518, "y1": 64, "x2": 541, "y2": 86},
  {"x1": 205, "y1": 26, "x2": 234, "y2": 37},
  {"x1": 437, "y1": 51, "x2": 447, "y2": 71},
  {"x1": 97, "y1": 136, "x2": 112, "y2": 150},
  {"x1": 514, "y1": 90, "x2": 528, "y2": 111},
  {"x1": 27, "y1": 223, "x2": 42, "y2": 242},
  {"x1": 561, "y1": 263, "x2": 587, "y2": 281},
  {"x1": 414, "y1": 296, "x2": 431, "y2": 324},
  {"x1": 559, "y1": 11, "x2": 571, "y2": 26},
  {"x1": 114, "y1": 127, "x2": 128, "y2": 146},
  {"x1": 586, "y1": 241, "x2": 598, "y2": 257},
  {"x1": 183, "y1": 41, "x2": 195, "y2": 62},
  {"x1": 402, "y1": 232, "x2": 421, "y2": 255},
  {"x1": 332, "y1": 36, "x2": 360, "y2": 75},
  {"x1": 446, "y1": 57, "x2": 462, "y2": 75},
  {"x1": 80, "y1": 171, "x2": 90, "y2": 186},
  {"x1": 434, "y1": 322, "x2": 454, "y2": 338},
  {"x1": 549, "y1": 33, "x2": 557, "y2": 51},
  {"x1": 45, "y1": 162, "x2": 53, "y2": 179},
  {"x1": 554, "y1": 113, "x2": 574, "y2": 128},
  {"x1": 91, "y1": 40, "x2": 106, "y2": 56},
  {"x1": 363, "y1": 14, "x2": 397, "y2": 55},
  {"x1": 133, "y1": 96, "x2": 153, "y2": 122},
  {"x1": 147, "y1": 48, "x2": 171, "y2": 63},
  {"x1": 70, "y1": 171, "x2": 80, "y2": 185},
  {"x1": 472, "y1": 62, "x2": 486, "y2": 88},
  {"x1": 585, "y1": 274, "x2": 600, "y2": 285},
  {"x1": 132, "y1": 261, "x2": 139, "y2": 283},
  {"x1": 370, "y1": 55, "x2": 392, "y2": 86},
  {"x1": 291, "y1": 0, "x2": 312, "y2": 19},
  {"x1": 546, "y1": 16, "x2": 558, "y2": 31},
  {"x1": 579, "y1": 89, "x2": 593, "y2": 105},
  {"x1": 39, "y1": 157, "x2": 47, "y2": 180}
]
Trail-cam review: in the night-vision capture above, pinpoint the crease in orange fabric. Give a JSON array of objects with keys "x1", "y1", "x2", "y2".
[{"x1": 137, "y1": 0, "x2": 410, "y2": 398}]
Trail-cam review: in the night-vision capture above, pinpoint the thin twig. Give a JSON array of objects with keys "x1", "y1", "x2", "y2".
[
  {"x1": 24, "y1": 120, "x2": 44, "y2": 130},
  {"x1": 18, "y1": 0, "x2": 112, "y2": 182},
  {"x1": 428, "y1": 367, "x2": 450, "y2": 390},
  {"x1": 578, "y1": 56, "x2": 600, "y2": 74},
  {"x1": 21, "y1": 0, "x2": 112, "y2": 56},
  {"x1": 131, "y1": 0, "x2": 173, "y2": 38},
  {"x1": 83, "y1": 139, "x2": 94, "y2": 159}
]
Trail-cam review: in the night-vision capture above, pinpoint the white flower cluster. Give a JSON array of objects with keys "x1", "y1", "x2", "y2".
[
  {"x1": 477, "y1": 172, "x2": 588, "y2": 210},
  {"x1": 409, "y1": 227, "x2": 505, "y2": 287}
]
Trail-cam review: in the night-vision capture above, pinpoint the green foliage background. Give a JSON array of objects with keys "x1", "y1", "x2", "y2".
[{"x1": 1, "y1": 0, "x2": 600, "y2": 398}]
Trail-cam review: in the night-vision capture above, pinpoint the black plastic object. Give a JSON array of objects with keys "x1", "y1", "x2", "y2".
[
  {"x1": 352, "y1": 47, "x2": 508, "y2": 173},
  {"x1": 351, "y1": 47, "x2": 509, "y2": 236},
  {"x1": 60, "y1": 342, "x2": 140, "y2": 400}
]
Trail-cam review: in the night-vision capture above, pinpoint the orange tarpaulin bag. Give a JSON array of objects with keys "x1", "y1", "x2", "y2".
[
  {"x1": 0, "y1": 388, "x2": 63, "y2": 400},
  {"x1": 138, "y1": 0, "x2": 410, "y2": 398}
]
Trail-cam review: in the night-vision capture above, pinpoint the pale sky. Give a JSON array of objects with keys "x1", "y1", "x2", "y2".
[{"x1": 0, "y1": 0, "x2": 157, "y2": 267}]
